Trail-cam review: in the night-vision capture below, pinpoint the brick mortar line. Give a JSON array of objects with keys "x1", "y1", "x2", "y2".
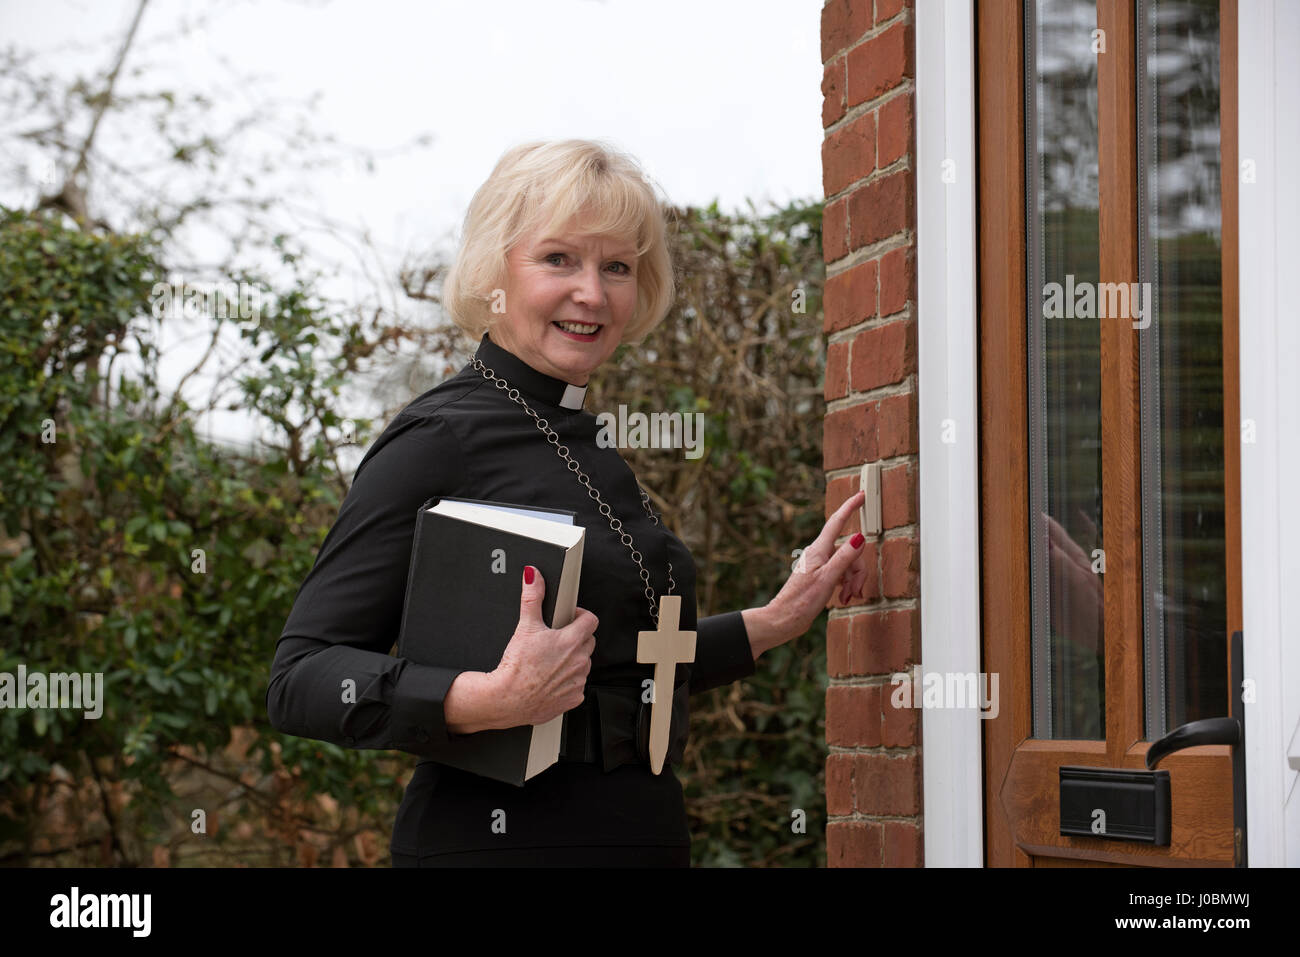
[
  {"x1": 821, "y1": 8, "x2": 913, "y2": 72},
  {"x1": 810, "y1": 529, "x2": 916, "y2": 549},
  {"x1": 827, "y1": 675, "x2": 912, "y2": 687},
  {"x1": 826, "y1": 305, "x2": 915, "y2": 346},
  {"x1": 822, "y1": 154, "x2": 913, "y2": 208},
  {"x1": 826, "y1": 601, "x2": 922, "y2": 618},
  {"x1": 832, "y1": 524, "x2": 917, "y2": 541},
  {"x1": 826, "y1": 598, "x2": 921, "y2": 619},
  {"x1": 824, "y1": 456, "x2": 915, "y2": 478},
  {"x1": 827, "y1": 743, "x2": 919, "y2": 754},
  {"x1": 827, "y1": 677, "x2": 918, "y2": 689},
  {"x1": 825, "y1": 814, "x2": 925, "y2": 824},
  {"x1": 825, "y1": 378, "x2": 915, "y2": 410},
  {"x1": 827, "y1": 599, "x2": 922, "y2": 615},
  {"x1": 825, "y1": 230, "x2": 914, "y2": 277},
  {"x1": 822, "y1": 79, "x2": 915, "y2": 139},
  {"x1": 832, "y1": 527, "x2": 918, "y2": 548}
]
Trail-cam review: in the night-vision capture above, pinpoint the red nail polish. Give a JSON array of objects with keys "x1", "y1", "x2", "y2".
[
  {"x1": 850, "y1": 533, "x2": 865, "y2": 549},
  {"x1": 524, "y1": 565, "x2": 535, "y2": 584}
]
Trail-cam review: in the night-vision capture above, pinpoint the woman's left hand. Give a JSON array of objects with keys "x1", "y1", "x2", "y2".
[{"x1": 744, "y1": 490, "x2": 870, "y2": 656}]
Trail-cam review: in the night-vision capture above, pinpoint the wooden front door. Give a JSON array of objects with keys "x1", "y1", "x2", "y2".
[{"x1": 977, "y1": 0, "x2": 1242, "y2": 866}]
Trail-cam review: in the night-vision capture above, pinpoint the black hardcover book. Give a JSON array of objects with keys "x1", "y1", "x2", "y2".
[{"x1": 396, "y1": 496, "x2": 585, "y2": 786}]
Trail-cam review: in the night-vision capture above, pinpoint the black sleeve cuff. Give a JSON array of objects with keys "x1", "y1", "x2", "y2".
[
  {"x1": 389, "y1": 661, "x2": 466, "y2": 753},
  {"x1": 689, "y1": 610, "x2": 757, "y2": 694}
]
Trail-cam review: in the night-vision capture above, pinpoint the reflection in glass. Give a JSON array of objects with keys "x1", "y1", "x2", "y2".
[
  {"x1": 1026, "y1": 0, "x2": 1105, "y2": 740},
  {"x1": 1138, "y1": 0, "x2": 1228, "y2": 739}
]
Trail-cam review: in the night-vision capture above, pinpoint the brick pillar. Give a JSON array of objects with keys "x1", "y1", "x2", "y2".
[{"x1": 820, "y1": 0, "x2": 922, "y2": 868}]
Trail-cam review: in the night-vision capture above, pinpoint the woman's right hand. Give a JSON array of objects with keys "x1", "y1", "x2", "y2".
[
  {"x1": 491, "y1": 565, "x2": 598, "y2": 726},
  {"x1": 1043, "y1": 511, "x2": 1103, "y2": 654}
]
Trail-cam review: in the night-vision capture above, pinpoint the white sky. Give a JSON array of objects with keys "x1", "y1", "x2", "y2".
[{"x1": 1, "y1": 0, "x2": 826, "y2": 454}]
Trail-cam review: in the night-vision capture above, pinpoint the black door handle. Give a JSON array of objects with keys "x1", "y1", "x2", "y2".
[
  {"x1": 1143, "y1": 632, "x2": 1247, "y2": 867},
  {"x1": 1145, "y1": 717, "x2": 1240, "y2": 769}
]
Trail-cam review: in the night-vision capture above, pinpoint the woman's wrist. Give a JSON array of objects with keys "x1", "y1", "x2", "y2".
[
  {"x1": 444, "y1": 670, "x2": 508, "y2": 734},
  {"x1": 742, "y1": 604, "x2": 789, "y2": 660}
]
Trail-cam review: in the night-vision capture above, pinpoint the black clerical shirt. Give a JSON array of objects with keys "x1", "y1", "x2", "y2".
[{"x1": 266, "y1": 331, "x2": 757, "y2": 860}]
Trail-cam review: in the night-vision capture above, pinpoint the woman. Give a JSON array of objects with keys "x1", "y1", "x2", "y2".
[{"x1": 266, "y1": 139, "x2": 869, "y2": 866}]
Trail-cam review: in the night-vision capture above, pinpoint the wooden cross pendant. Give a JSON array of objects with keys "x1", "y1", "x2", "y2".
[{"x1": 636, "y1": 595, "x2": 696, "y2": 774}]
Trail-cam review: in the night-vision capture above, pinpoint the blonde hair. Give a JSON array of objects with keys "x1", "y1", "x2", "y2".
[{"x1": 442, "y1": 139, "x2": 676, "y2": 346}]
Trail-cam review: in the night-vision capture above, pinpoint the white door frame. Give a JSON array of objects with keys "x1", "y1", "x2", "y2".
[
  {"x1": 915, "y1": 0, "x2": 983, "y2": 868},
  {"x1": 1237, "y1": 0, "x2": 1300, "y2": 868}
]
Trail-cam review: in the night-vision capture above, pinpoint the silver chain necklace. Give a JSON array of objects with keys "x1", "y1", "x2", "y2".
[{"x1": 471, "y1": 356, "x2": 676, "y2": 625}]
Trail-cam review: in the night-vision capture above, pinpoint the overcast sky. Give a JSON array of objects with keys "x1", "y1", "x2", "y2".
[{"x1": 1, "y1": 0, "x2": 826, "y2": 452}]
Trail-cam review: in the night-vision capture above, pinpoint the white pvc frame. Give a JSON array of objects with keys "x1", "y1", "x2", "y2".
[
  {"x1": 1237, "y1": 0, "x2": 1300, "y2": 868},
  {"x1": 915, "y1": 0, "x2": 983, "y2": 867}
]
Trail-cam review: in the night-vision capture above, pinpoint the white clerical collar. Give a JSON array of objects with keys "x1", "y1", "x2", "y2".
[
  {"x1": 477, "y1": 332, "x2": 590, "y2": 411},
  {"x1": 559, "y1": 383, "x2": 588, "y2": 410}
]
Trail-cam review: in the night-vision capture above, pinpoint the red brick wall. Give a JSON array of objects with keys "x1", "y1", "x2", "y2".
[{"x1": 820, "y1": 0, "x2": 922, "y2": 868}]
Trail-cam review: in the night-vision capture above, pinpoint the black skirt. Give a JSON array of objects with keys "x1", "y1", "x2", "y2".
[{"x1": 390, "y1": 760, "x2": 693, "y2": 860}]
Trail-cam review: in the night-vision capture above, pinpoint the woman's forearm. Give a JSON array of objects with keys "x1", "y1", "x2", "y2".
[{"x1": 443, "y1": 670, "x2": 512, "y2": 734}]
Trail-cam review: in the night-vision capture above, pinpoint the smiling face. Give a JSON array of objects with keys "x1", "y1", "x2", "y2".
[{"x1": 489, "y1": 222, "x2": 640, "y2": 386}]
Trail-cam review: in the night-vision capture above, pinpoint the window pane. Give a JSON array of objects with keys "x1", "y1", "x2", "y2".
[
  {"x1": 1137, "y1": 0, "x2": 1228, "y2": 740},
  {"x1": 1026, "y1": 0, "x2": 1106, "y2": 740}
]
